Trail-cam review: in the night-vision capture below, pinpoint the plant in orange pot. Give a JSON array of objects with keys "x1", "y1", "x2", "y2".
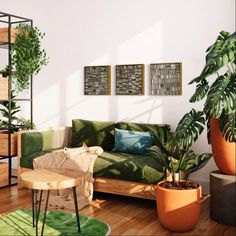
[
  {"x1": 148, "y1": 109, "x2": 212, "y2": 232},
  {"x1": 189, "y1": 31, "x2": 236, "y2": 175}
]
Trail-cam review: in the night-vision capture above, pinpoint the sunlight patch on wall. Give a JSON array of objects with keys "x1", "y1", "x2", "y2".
[
  {"x1": 116, "y1": 97, "x2": 163, "y2": 124},
  {"x1": 34, "y1": 83, "x2": 61, "y2": 127}
]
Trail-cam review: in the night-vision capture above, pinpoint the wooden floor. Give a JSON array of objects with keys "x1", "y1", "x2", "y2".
[{"x1": 0, "y1": 186, "x2": 235, "y2": 236}]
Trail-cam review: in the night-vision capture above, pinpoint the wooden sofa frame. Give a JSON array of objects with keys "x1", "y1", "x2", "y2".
[{"x1": 17, "y1": 128, "x2": 156, "y2": 200}]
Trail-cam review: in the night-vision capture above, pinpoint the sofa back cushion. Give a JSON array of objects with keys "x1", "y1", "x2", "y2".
[
  {"x1": 71, "y1": 119, "x2": 116, "y2": 151},
  {"x1": 21, "y1": 132, "x2": 43, "y2": 156},
  {"x1": 21, "y1": 131, "x2": 54, "y2": 157},
  {"x1": 117, "y1": 122, "x2": 171, "y2": 143}
]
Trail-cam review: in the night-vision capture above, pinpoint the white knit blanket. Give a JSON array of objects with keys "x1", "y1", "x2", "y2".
[{"x1": 33, "y1": 144, "x2": 103, "y2": 210}]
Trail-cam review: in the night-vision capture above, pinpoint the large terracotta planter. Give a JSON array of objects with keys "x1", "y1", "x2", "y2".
[
  {"x1": 156, "y1": 182, "x2": 203, "y2": 232},
  {"x1": 210, "y1": 119, "x2": 236, "y2": 175}
]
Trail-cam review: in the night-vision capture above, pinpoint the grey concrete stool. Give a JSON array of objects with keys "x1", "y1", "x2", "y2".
[{"x1": 210, "y1": 170, "x2": 236, "y2": 226}]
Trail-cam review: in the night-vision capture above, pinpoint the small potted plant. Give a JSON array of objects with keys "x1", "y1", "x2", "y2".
[
  {"x1": 148, "y1": 109, "x2": 212, "y2": 232},
  {"x1": 0, "y1": 65, "x2": 10, "y2": 100},
  {"x1": 11, "y1": 23, "x2": 49, "y2": 93},
  {"x1": 189, "y1": 31, "x2": 236, "y2": 175},
  {"x1": 0, "y1": 92, "x2": 21, "y2": 156}
]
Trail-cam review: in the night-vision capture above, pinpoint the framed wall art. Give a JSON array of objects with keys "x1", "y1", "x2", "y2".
[
  {"x1": 84, "y1": 65, "x2": 111, "y2": 95},
  {"x1": 150, "y1": 62, "x2": 182, "y2": 95},
  {"x1": 116, "y1": 64, "x2": 145, "y2": 95}
]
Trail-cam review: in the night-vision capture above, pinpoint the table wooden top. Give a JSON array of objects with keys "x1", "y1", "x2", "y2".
[{"x1": 21, "y1": 169, "x2": 84, "y2": 190}]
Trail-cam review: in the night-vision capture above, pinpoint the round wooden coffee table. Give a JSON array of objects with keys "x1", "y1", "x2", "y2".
[{"x1": 21, "y1": 169, "x2": 84, "y2": 236}]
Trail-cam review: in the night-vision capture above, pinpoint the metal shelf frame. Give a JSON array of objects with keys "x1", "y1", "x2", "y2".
[{"x1": 0, "y1": 12, "x2": 33, "y2": 188}]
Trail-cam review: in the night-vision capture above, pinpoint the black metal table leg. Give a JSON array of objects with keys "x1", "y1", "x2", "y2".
[
  {"x1": 32, "y1": 189, "x2": 35, "y2": 227},
  {"x1": 37, "y1": 190, "x2": 43, "y2": 222},
  {"x1": 72, "y1": 186, "x2": 81, "y2": 233},
  {"x1": 41, "y1": 190, "x2": 50, "y2": 236},
  {"x1": 35, "y1": 190, "x2": 38, "y2": 236}
]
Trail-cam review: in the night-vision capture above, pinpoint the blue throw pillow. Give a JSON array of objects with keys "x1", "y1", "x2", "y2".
[{"x1": 114, "y1": 128, "x2": 153, "y2": 155}]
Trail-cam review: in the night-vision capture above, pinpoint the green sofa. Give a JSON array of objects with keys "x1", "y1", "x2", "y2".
[{"x1": 18, "y1": 119, "x2": 171, "y2": 199}]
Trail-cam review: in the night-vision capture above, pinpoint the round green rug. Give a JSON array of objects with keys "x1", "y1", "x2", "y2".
[{"x1": 0, "y1": 209, "x2": 110, "y2": 236}]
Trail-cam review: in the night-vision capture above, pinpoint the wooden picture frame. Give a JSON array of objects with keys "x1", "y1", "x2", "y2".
[
  {"x1": 150, "y1": 62, "x2": 182, "y2": 95},
  {"x1": 84, "y1": 65, "x2": 111, "y2": 95},
  {"x1": 116, "y1": 64, "x2": 145, "y2": 95}
]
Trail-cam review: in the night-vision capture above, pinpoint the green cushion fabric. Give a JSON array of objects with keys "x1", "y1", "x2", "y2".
[
  {"x1": 20, "y1": 150, "x2": 51, "y2": 169},
  {"x1": 21, "y1": 132, "x2": 43, "y2": 157},
  {"x1": 42, "y1": 130, "x2": 53, "y2": 151},
  {"x1": 20, "y1": 148, "x2": 63, "y2": 169},
  {"x1": 117, "y1": 121, "x2": 171, "y2": 143},
  {"x1": 93, "y1": 151, "x2": 165, "y2": 184},
  {"x1": 71, "y1": 119, "x2": 116, "y2": 151}
]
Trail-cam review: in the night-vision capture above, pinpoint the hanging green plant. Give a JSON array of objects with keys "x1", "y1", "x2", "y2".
[{"x1": 11, "y1": 23, "x2": 49, "y2": 93}]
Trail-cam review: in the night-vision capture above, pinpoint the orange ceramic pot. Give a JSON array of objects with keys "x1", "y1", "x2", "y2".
[
  {"x1": 156, "y1": 182, "x2": 202, "y2": 232},
  {"x1": 210, "y1": 119, "x2": 236, "y2": 175}
]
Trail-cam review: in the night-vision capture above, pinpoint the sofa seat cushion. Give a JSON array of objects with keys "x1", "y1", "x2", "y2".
[{"x1": 93, "y1": 151, "x2": 164, "y2": 184}]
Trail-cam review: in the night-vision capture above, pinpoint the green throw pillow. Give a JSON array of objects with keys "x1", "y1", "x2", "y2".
[
  {"x1": 42, "y1": 130, "x2": 53, "y2": 151},
  {"x1": 71, "y1": 119, "x2": 116, "y2": 151},
  {"x1": 21, "y1": 132, "x2": 43, "y2": 156}
]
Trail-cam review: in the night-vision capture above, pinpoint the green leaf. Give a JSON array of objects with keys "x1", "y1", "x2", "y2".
[
  {"x1": 147, "y1": 146, "x2": 170, "y2": 173},
  {"x1": 175, "y1": 109, "x2": 206, "y2": 150},
  {"x1": 219, "y1": 113, "x2": 236, "y2": 142},
  {"x1": 183, "y1": 153, "x2": 213, "y2": 176},
  {"x1": 189, "y1": 76, "x2": 203, "y2": 85},
  {"x1": 200, "y1": 31, "x2": 236, "y2": 79},
  {"x1": 204, "y1": 72, "x2": 236, "y2": 118},
  {"x1": 189, "y1": 79, "x2": 209, "y2": 102}
]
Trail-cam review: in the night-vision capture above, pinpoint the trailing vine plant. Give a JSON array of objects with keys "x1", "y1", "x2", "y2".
[{"x1": 11, "y1": 24, "x2": 49, "y2": 93}]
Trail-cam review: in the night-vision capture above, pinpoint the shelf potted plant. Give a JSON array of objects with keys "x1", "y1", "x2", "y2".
[
  {"x1": 0, "y1": 92, "x2": 20, "y2": 156},
  {"x1": 0, "y1": 92, "x2": 35, "y2": 156},
  {"x1": 189, "y1": 31, "x2": 236, "y2": 175},
  {"x1": 148, "y1": 109, "x2": 212, "y2": 232},
  {"x1": 11, "y1": 24, "x2": 48, "y2": 93},
  {"x1": 0, "y1": 65, "x2": 10, "y2": 100}
]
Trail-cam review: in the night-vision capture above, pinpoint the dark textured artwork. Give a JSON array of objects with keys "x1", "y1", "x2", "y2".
[
  {"x1": 151, "y1": 62, "x2": 182, "y2": 95},
  {"x1": 84, "y1": 65, "x2": 111, "y2": 95},
  {"x1": 116, "y1": 64, "x2": 144, "y2": 95}
]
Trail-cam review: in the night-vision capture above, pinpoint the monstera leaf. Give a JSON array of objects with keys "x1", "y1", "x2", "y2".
[
  {"x1": 219, "y1": 113, "x2": 236, "y2": 142},
  {"x1": 189, "y1": 79, "x2": 209, "y2": 102},
  {"x1": 175, "y1": 109, "x2": 205, "y2": 150},
  {"x1": 180, "y1": 151, "x2": 213, "y2": 179},
  {"x1": 189, "y1": 31, "x2": 235, "y2": 84},
  {"x1": 204, "y1": 72, "x2": 236, "y2": 118}
]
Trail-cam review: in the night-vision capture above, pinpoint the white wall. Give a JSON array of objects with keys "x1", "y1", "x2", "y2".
[{"x1": 1, "y1": 0, "x2": 235, "y2": 189}]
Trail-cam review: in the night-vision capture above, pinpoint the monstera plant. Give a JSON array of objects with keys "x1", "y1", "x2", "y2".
[
  {"x1": 148, "y1": 109, "x2": 212, "y2": 232},
  {"x1": 149, "y1": 109, "x2": 212, "y2": 186},
  {"x1": 189, "y1": 31, "x2": 236, "y2": 175},
  {"x1": 189, "y1": 31, "x2": 236, "y2": 142}
]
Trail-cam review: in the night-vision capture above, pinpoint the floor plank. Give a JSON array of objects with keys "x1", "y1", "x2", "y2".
[{"x1": 0, "y1": 186, "x2": 235, "y2": 236}]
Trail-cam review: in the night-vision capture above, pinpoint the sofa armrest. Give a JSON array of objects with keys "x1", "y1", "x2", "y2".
[{"x1": 17, "y1": 126, "x2": 72, "y2": 188}]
